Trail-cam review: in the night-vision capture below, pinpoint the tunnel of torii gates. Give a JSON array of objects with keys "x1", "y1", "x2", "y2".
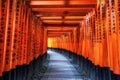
[{"x1": 0, "y1": 0, "x2": 120, "y2": 80}]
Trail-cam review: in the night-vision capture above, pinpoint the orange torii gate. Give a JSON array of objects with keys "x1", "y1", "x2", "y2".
[
  {"x1": 0, "y1": 0, "x2": 120, "y2": 80},
  {"x1": 47, "y1": 0, "x2": 120, "y2": 76}
]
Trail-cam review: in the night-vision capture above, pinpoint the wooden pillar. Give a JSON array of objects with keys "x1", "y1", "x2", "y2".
[{"x1": 0, "y1": 0, "x2": 9, "y2": 77}]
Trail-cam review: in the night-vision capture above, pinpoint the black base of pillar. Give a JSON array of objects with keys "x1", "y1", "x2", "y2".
[
  {"x1": 2, "y1": 71, "x2": 10, "y2": 80},
  {"x1": 112, "y1": 73, "x2": 120, "y2": 80},
  {"x1": 10, "y1": 69, "x2": 16, "y2": 80},
  {"x1": 0, "y1": 52, "x2": 48, "y2": 80},
  {"x1": 0, "y1": 76, "x2": 2, "y2": 80},
  {"x1": 16, "y1": 65, "x2": 22, "y2": 80}
]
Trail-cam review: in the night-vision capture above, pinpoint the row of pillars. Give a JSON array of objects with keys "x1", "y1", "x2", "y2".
[{"x1": 0, "y1": 53, "x2": 47, "y2": 80}]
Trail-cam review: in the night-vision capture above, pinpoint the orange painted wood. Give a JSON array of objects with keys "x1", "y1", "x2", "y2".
[
  {"x1": 12, "y1": 0, "x2": 21, "y2": 69},
  {"x1": 110, "y1": 0, "x2": 120, "y2": 74},
  {"x1": 0, "y1": 0, "x2": 2, "y2": 76},
  {"x1": 0, "y1": 0, "x2": 9, "y2": 76},
  {"x1": 115, "y1": 0, "x2": 120, "y2": 75},
  {"x1": 46, "y1": 0, "x2": 120, "y2": 75},
  {"x1": 17, "y1": 0, "x2": 25, "y2": 65},
  {"x1": 1, "y1": 0, "x2": 120, "y2": 75},
  {"x1": 4, "y1": 0, "x2": 14, "y2": 72}
]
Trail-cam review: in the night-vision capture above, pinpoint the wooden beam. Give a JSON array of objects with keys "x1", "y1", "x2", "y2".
[
  {"x1": 48, "y1": 30, "x2": 73, "y2": 33},
  {"x1": 48, "y1": 31, "x2": 71, "y2": 37},
  {"x1": 48, "y1": 33, "x2": 65, "y2": 36},
  {"x1": 45, "y1": 26, "x2": 77, "y2": 31},
  {"x1": 64, "y1": 0, "x2": 69, "y2": 6},
  {"x1": 30, "y1": 5, "x2": 96, "y2": 8},
  {"x1": 41, "y1": 19, "x2": 84, "y2": 21},
  {"x1": 34, "y1": 12, "x2": 87, "y2": 17},
  {"x1": 32, "y1": 8, "x2": 93, "y2": 12},
  {"x1": 43, "y1": 23, "x2": 79, "y2": 27}
]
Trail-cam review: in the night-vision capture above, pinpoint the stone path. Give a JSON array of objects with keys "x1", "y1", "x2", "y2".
[{"x1": 41, "y1": 51, "x2": 91, "y2": 80}]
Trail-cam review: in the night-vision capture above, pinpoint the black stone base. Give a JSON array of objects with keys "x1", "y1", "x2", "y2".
[
  {"x1": 2, "y1": 71, "x2": 10, "y2": 80},
  {"x1": 115, "y1": 74, "x2": 120, "y2": 80},
  {"x1": 0, "y1": 53, "x2": 48, "y2": 80},
  {"x1": 0, "y1": 76, "x2": 2, "y2": 80},
  {"x1": 111, "y1": 72, "x2": 120, "y2": 80}
]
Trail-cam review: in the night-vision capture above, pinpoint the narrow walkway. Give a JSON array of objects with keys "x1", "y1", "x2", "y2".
[{"x1": 41, "y1": 51, "x2": 91, "y2": 80}]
